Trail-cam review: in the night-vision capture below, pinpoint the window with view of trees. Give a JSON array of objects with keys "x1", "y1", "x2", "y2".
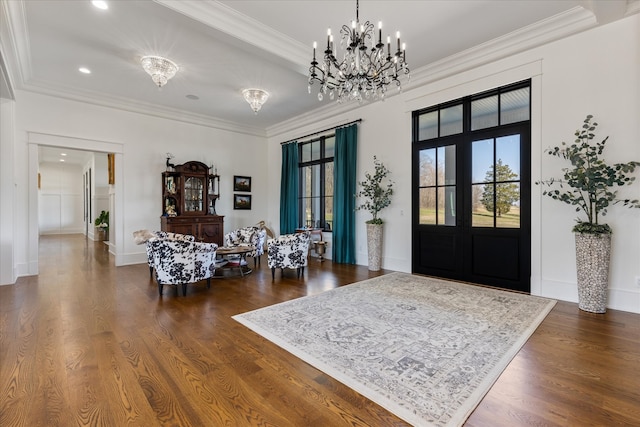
[{"x1": 298, "y1": 135, "x2": 334, "y2": 231}]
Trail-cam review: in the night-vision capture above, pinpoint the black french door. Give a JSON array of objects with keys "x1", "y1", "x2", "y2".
[{"x1": 411, "y1": 81, "x2": 531, "y2": 293}]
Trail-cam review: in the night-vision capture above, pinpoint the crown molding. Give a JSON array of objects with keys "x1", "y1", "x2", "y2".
[
  {"x1": 19, "y1": 80, "x2": 267, "y2": 137},
  {"x1": 266, "y1": 97, "x2": 363, "y2": 141},
  {"x1": 406, "y1": 6, "x2": 597, "y2": 90},
  {"x1": 1, "y1": 0, "x2": 32, "y2": 86},
  {"x1": 154, "y1": 0, "x2": 310, "y2": 75}
]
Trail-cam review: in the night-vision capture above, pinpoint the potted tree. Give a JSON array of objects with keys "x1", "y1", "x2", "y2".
[
  {"x1": 94, "y1": 210, "x2": 109, "y2": 241},
  {"x1": 356, "y1": 156, "x2": 393, "y2": 271},
  {"x1": 537, "y1": 115, "x2": 639, "y2": 313}
]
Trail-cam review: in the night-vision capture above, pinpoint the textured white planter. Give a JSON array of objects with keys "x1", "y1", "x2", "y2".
[
  {"x1": 575, "y1": 233, "x2": 611, "y2": 313},
  {"x1": 366, "y1": 223, "x2": 383, "y2": 271}
]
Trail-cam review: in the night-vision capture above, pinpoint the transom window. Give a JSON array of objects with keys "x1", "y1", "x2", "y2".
[{"x1": 298, "y1": 135, "x2": 334, "y2": 231}]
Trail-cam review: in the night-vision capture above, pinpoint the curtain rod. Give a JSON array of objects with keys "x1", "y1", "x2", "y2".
[{"x1": 280, "y1": 119, "x2": 362, "y2": 145}]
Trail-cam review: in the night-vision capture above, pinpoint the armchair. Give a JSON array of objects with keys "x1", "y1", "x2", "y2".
[
  {"x1": 267, "y1": 231, "x2": 311, "y2": 280},
  {"x1": 133, "y1": 229, "x2": 195, "y2": 278},
  {"x1": 148, "y1": 239, "x2": 218, "y2": 296},
  {"x1": 224, "y1": 226, "x2": 267, "y2": 267}
]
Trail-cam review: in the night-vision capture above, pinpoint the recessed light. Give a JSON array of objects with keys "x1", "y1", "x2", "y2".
[
  {"x1": 186, "y1": 94, "x2": 199, "y2": 100},
  {"x1": 59, "y1": 159, "x2": 65, "y2": 162},
  {"x1": 79, "y1": 67, "x2": 91, "y2": 74},
  {"x1": 61, "y1": 153, "x2": 67, "y2": 156},
  {"x1": 92, "y1": 1, "x2": 108, "y2": 10}
]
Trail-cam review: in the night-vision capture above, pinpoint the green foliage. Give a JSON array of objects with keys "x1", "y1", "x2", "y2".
[
  {"x1": 536, "y1": 115, "x2": 640, "y2": 234},
  {"x1": 481, "y1": 159, "x2": 519, "y2": 216},
  {"x1": 95, "y1": 210, "x2": 109, "y2": 232},
  {"x1": 356, "y1": 156, "x2": 393, "y2": 224}
]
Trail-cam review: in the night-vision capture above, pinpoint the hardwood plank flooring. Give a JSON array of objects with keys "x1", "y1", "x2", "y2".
[{"x1": 1, "y1": 234, "x2": 639, "y2": 426}]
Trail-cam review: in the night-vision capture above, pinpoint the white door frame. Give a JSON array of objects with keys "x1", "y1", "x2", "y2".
[{"x1": 27, "y1": 132, "x2": 124, "y2": 274}]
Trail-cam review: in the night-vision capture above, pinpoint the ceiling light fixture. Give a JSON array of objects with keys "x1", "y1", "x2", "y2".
[
  {"x1": 140, "y1": 55, "x2": 178, "y2": 88},
  {"x1": 308, "y1": 0, "x2": 409, "y2": 103},
  {"x1": 91, "y1": 1, "x2": 108, "y2": 10},
  {"x1": 78, "y1": 67, "x2": 91, "y2": 74},
  {"x1": 242, "y1": 89, "x2": 269, "y2": 114}
]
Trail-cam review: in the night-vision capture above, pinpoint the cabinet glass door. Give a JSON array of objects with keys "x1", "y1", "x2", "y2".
[{"x1": 184, "y1": 176, "x2": 204, "y2": 213}]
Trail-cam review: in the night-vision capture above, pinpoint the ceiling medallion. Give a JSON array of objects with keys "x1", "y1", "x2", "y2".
[
  {"x1": 242, "y1": 88, "x2": 270, "y2": 114},
  {"x1": 140, "y1": 55, "x2": 178, "y2": 88},
  {"x1": 308, "y1": 0, "x2": 409, "y2": 103}
]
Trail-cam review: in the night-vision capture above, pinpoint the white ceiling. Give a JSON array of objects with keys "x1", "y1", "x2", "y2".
[{"x1": 1, "y1": 0, "x2": 638, "y2": 143}]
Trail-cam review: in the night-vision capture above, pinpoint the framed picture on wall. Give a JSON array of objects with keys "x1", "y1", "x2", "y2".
[
  {"x1": 233, "y1": 194, "x2": 251, "y2": 210},
  {"x1": 233, "y1": 175, "x2": 251, "y2": 192}
]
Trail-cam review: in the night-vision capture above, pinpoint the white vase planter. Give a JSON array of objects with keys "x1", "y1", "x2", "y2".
[
  {"x1": 366, "y1": 223, "x2": 383, "y2": 271},
  {"x1": 575, "y1": 233, "x2": 611, "y2": 313}
]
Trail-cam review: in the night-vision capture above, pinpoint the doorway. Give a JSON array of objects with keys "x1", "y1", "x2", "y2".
[
  {"x1": 27, "y1": 132, "x2": 123, "y2": 273},
  {"x1": 411, "y1": 81, "x2": 531, "y2": 293}
]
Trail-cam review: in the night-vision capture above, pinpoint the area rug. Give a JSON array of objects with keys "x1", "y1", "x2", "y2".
[{"x1": 233, "y1": 272, "x2": 556, "y2": 426}]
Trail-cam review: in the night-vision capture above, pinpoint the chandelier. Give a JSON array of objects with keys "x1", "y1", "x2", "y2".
[
  {"x1": 242, "y1": 88, "x2": 270, "y2": 114},
  {"x1": 140, "y1": 55, "x2": 178, "y2": 88},
  {"x1": 308, "y1": 0, "x2": 409, "y2": 103}
]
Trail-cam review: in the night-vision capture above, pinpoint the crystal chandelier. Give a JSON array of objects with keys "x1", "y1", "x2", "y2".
[
  {"x1": 308, "y1": 0, "x2": 409, "y2": 103},
  {"x1": 140, "y1": 55, "x2": 178, "y2": 88},
  {"x1": 242, "y1": 88, "x2": 270, "y2": 114}
]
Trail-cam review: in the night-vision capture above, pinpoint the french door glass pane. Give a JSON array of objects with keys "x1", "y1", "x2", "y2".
[
  {"x1": 418, "y1": 111, "x2": 438, "y2": 141},
  {"x1": 495, "y1": 183, "x2": 520, "y2": 228},
  {"x1": 439, "y1": 145, "x2": 456, "y2": 185},
  {"x1": 501, "y1": 87, "x2": 530, "y2": 124},
  {"x1": 419, "y1": 188, "x2": 436, "y2": 224},
  {"x1": 471, "y1": 95, "x2": 498, "y2": 130},
  {"x1": 496, "y1": 135, "x2": 520, "y2": 179},
  {"x1": 472, "y1": 139, "x2": 494, "y2": 183},
  {"x1": 437, "y1": 186, "x2": 456, "y2": 225},
  {"x1": 440, "y1": 104, "x2": 463, "y2": 136},
  {"x1": 419, "y1": 148, "x2": 436, "y2": 186},
  {"x1": 472, "y1": 183, "x2": 493, "y2": 227}
]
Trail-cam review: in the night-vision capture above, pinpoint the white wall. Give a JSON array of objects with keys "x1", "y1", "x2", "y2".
[
  {"x1": 267, "y1": 15, "x2": 640, "y2": 313},
  {"x1": 7, "y1": 89, "x2": 268, "y2": 274},
  {"x1": 38, "y1": 161, "x2": 84, "y2": 234},
  {"x1": 0, "y1": 99, "x2": 16, "y2": 285}
]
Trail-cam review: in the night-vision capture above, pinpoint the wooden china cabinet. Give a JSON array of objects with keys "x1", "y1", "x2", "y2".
[{"x1": 160, "y1": 160, "x2": 224, "y2": 245}]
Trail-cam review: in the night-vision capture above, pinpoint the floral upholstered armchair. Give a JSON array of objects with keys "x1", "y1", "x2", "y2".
[
  {"x1": 147, "y1": 239, "x2": 218, "y2": 296},
  {"x1": 267, "y1": 231, "x2": 311, "y2": 280},
  {"x1": 224, "y1": 225, "x2": 267, "y2": 267},
  {"x1": 133, "y1": 229, "x2": 195, "y2": 278}
]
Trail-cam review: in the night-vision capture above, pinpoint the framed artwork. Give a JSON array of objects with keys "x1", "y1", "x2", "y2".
[
  {"x1": 233, "y1": 175, "x2": 251, "y2": 192},
  {"x1": 233, "y1": 194, "x2": 252, "y2": 210},
  {"x1": 108, "y1": 153, "x2": 115, "y2": 185}
]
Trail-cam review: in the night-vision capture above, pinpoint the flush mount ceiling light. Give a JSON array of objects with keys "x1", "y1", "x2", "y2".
[
  {"x1": 242, "y1": 88, "x2": 269, "y2": 114},
  {"x1": 92, "y1": 1, "x2": 108, "y2": 10},
  {"x1": 140, "y1": 55, "x2": 178, "y2": 88},
  {"x1": 308, "y1": 0, "x2": 409, "y2": 103}
]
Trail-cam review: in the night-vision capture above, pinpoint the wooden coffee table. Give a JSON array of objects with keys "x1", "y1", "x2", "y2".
[{"x1": 215, "y1": 245, "x2": 255, "y2": 277}]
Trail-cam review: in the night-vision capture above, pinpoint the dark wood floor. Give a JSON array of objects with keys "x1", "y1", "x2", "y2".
[{"x1": 1, "y1": 234, "x2": 639, "y2": 426}]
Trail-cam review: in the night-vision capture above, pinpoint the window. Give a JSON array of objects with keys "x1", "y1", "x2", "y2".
[{"x1": 298, "y1": 135, "x2": 334, "y2": 231}]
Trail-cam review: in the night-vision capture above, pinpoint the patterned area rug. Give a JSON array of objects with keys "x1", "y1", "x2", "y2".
[{"x1": 233, "y1": 272, "x2": 556, "y2": 426}]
